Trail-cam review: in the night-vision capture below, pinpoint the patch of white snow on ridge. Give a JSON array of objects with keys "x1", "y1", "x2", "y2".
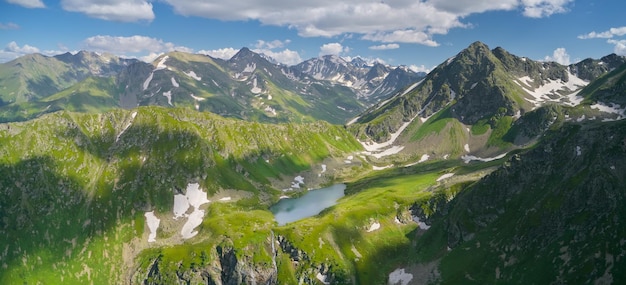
[
  {"x1": 373, "y1": 165, "x2": 393, "y2": 170},
  {"x1": 171, "y1": 77, "x2": 179, "y2": 88},
  {"x1": 155, "y1": 56, "x2": 169, "y2": 70},
  {"x1": 115, "y1": 111, "x2": 138, "y2": 143},
  {"x1": 516, "y1": 70, "x2": 588, "y2": 107},
  {"x1": 389, "y1": 268, "x2": 413, "y2": 285},
  {"x1": 436, "y1": 173, "x2": 455, "y2": 182},
  {"x1": 144, "y1": 211, "x2": 160, "y2": 243},
  {"x1": 251, "y1": 77, "x2": 262, "y2": 94},
  {"x1": 184, "y1": 71, "x2": 201, "y2": 81},
  {"x1": 219, "y1": 197, "x2": 232, "y2": 201},
  {"x1": 366, "y1": 222, "x2": 381, "y2": 232},
  {"x1": 464, "y1": 144, "x2": 470, "y2": 152},
  {"x1": 418, "y1": 154, "x2": 429, "y2": 163},
  {"x1": 243, "y1": 63, "x2": 256, "y2": 73},
  {"x1": 412, "y1": 216, "x2": 431, "y2": 230},
  {"x1": 461, "y1": 153, "x2": 507, "y2": 164},
  {"x1": 163, "y1": 91, "x2": 173, "y2": 106},
  {"x1": 346, "y1": 116, "x2": 360, "y2": 126},
  {"x1": 471, "y1": 82, "x2": 478, "y2": 89},
  {"x1": 190, "y1": 94, "x2": 206, "y2": 101},
  {"x1": 591, "y1": 102, "x2": 626, "y2": 120},
  {"x1": 576, "y1": 146, "x2": 582, "y2": 156},
  {"x1": 173, "y1": 194, "x2": 190, "y2": 219},
  {"x1": 290, "y1": 176, "x2": 305, "y2": 189},
  {"x1": 370, "y1": 146, "x2": 405, "y2": 159},
  {"x1": 176, "y1": 183, "x2": 211, "y2": 239},
  {"x1": 316, "y1": 272, "x2": 330, "y2": 285},
  {"x1": 143, "y1": 72, "x2": 154, "y2": 91}
]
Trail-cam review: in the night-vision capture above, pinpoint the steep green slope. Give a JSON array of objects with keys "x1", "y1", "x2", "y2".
[
  {"x1": 0, "y1": 51, "x2": 136, "y2": 104},
  {"x1": 0, "y1": 107, "x2": 365, "y2": 284},
  {"x1": 0, "y1": 76, "x2": 121, "y2": 122},
  {"x1": 411, "y1": 119, "x2": 626, "y2": 284}
]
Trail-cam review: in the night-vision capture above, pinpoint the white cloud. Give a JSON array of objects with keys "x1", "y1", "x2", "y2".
[
  {"x1": 409, "y1": 64, "x2": 433, "y2": 73},
  {"x1": 521, "y1": 0, "x2": 572, "y2": 18},
  {"x1": 544, "y1": 47, "x2": 570, "y2": 65},
  {"x1": 608, "y1": 40, "x2": 626, "y2": 56},
  {"x1": 578, "y1": 26, "x2": 626, "y2": 39},
  {"x1": 253, "y1": 48, "x2": 302, "y2": 66},
  {"x1": 197, "y1": 48, "x2": 239, "y2": 60},
  {"x1": 7, "y1": 0, "x2": 44, "y2": 8},
  {"x1": 162, "y1": 1, "x2": 570, "y2": 47},
  {"x1": 61, "y1": 0, "x2": 154, "y2": 22},
  {"x1": 369, "y1": 44, "x2": 400, "y2": 50},
  {"x1": 319, "y1": 43, "x2": 349, "y2": 56},
  {"x1": 82, "y1": 35, "x2": 191, "y2": 56},
  {"x1": 5, "y1": 41, "x2": 40, "y2": 54},
  {"x1": 0, "y1": 22, "x2": 20, "y2": 30},
  {"x1": 255, "y1": 39, "x2": 291, "y2": 50},
  {"x1": 0, "y1": 41, "x2": 40, "y2": 62}
]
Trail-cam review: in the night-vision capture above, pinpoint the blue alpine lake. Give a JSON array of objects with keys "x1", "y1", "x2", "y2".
[{"x1": 270, "y1": 184, "x2": 346, "y2": 225}]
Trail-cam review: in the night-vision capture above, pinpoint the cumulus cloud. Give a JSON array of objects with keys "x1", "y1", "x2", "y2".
[
  {"x1": 608, "y1": 40, "x2": 626, "y2": 56},
  {"x1": 5, "y1": 41, "x2": 40, "y2": 54},
  {"x1": 254, "y1": 48, "x2": 302, "y2": 66},
  {"x1": 319, "y1": 43, "x2": 350, "y2": 56},
  {"x1": 197, "y1": 48, "x2": 239, "y2": 60},
  {"x1": 7, "y1": 0, "x2": 44, "y2": 8},
  {"x1": 255, "y1": 39, "x2": 291, "y2": 50},
  {"x1": 82, "y1": 35, "x2": 192, "y2": 60},
  {"x1": 0, "y1": 22, "x2": 20, "y2": 30},
  {"x1": 578, "y1": 26, "x2": 626, "y2": 39},
  {"x1": 521, "y1": 0, "x2": 573, "y2": 18},
  {"x1": 544, "y1": 47, "x2": 570, "y2": 65},
  {"x1": 61, "y1": 0, "x2": 154, "y2": 22},
  {"x1": 409, "y1": 64, "x2": 434, "y2": 73},
  {"x1": 162, "y1": 0, "x2": 571, "y2": 47},
  {"x1": 369, "y1": 44, "x2": 400, "y2": 50},
  {"x1": 0, "y1": 41, "x2": 40, "y2": 62}
]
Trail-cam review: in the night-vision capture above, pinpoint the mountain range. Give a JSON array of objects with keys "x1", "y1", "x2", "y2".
[
  {"x1": 0, "y1": 41, "x2": 625, "y2": 284},
  {"x1": 0, "y1": 48, "x2": 423, "y2": 124}
]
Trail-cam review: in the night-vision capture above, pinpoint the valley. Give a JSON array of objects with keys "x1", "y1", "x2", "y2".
[{"x1": 0, "y1": 41, "x2": 625, "y2": 284}]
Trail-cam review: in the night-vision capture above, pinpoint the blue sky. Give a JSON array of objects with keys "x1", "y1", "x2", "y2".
[{"x1": 1, "y1": 0, "x2": 625, "y2": 72}]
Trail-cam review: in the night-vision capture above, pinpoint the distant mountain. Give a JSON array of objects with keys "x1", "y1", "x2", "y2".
[
  {"x1": 0, "y1": 49, "x2": 423, "y2": 124},
  {"x1": 292, "y1": 55, "x2": 424, "y2": 103},
  {"x1": 0, "y1": 51, "x2": 137, "y2": 104},
  {"x1": 347, "y1": 41, "x2": 626, "y2": 164}
]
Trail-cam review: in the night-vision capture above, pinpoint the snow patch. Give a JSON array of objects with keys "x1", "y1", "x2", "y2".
[
  {"x1": 516, "y1": 70, "x2": 588, "y2": 107},
  {"x1": 264, "y1": 106, "x2": 277, "y2": 116},
  {"x1": 184, "y1": 71, "x2": 201, "y2": 81},
  {"x1": 418, "y1": 154, "x2": 429, "y2": 163},
  {"x1": 290, "y1": 176, "x2": 305, "y2": 189},
  {"x1": 190, "y1": 94, "x2": 206, "y2": 101},
  {"x1": 436, "y1": 173, "x2": 455, "y2": 182},
  {"x1": 171, "y1": 77, "x2": 179, "y2": 88},
  {"x1": 316, "y1": 272, "x2": 330, "y2": 285},
  {"x1": 155, "y1": 56, "x2": 169, "y2": 70},
  {"x1": 470, "y1": 82, "x2": 478, "y2": 89},
  {"x1": 346, "y1": 116, "x2": 360, "y2": 126},
  {"x1": 162, "y1": 91, "x2": 173, "y2": 106},
  {"x1": 464, "y1": 144, "x2": 470, "y2": 152},
  {"x1": 219, "y1": 197, "x2": 232, "y2": 201},
  {"x1": 366, "y1": 222, "x2": 381, "y2": 232},
  {"x1": 412, "y1": 216, "x2": 431, "y2": 230},
  {"x1": 243, "y1": 63, "x2": 256, "y2": 73},
  {"x1": 173, "y1": 183, "x2": 211, "y2": 239},
  {"x1": 116, "y1": 111, "x2": 138, "y2": 143},
  {"x1": 373, "y1": 165, "x2": 393, "y2": 170},
  {"x1": 251, "y1": 77, "x2": 262, "y2": 94},
  {"x1": 389, "y1": 268, "x2": 413, "y2": 285},
  {"x1": 144, "y1": 211, "x2": 160, "y2": 243},
  {"x1": 591, "y1": 102, "x2": 626, "y2": 120},
  {"x1": 461, "y1": 153, "x2": 507, "y2": 164},
  {"x1": 576, "y1": 146, "x2": 582, "y2": 156},
  {"x1": 143, "y1": 72, "x2": 154, "y2": 91}
]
